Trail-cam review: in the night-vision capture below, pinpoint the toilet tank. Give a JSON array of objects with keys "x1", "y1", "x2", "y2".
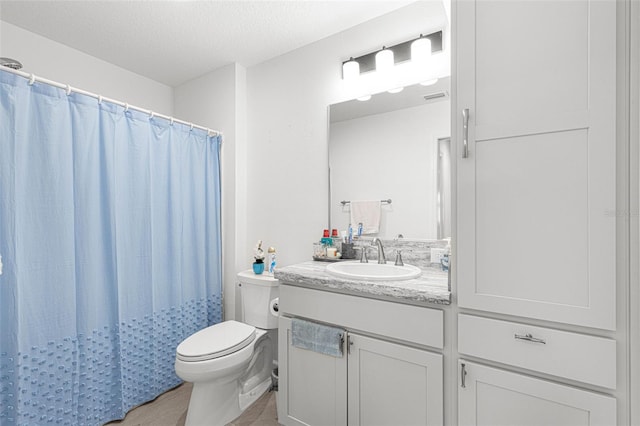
[{"x1": 237, "y1": 270, "x2": 279, "y2": 329}]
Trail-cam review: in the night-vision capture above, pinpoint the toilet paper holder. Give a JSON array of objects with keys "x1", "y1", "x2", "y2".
[{"x1": 270, "y1": 298, "x2": 279, "y2": 316}]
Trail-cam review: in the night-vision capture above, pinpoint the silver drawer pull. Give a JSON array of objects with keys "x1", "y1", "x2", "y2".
[
  {"x1": 514, "y1": 333, "x2": 546, "y2": 344},
  {"x1": 460, "y1": 363, "x2": 467, "y2": 388},
  {"x1": 462, "y1": 108, "x2": 469, "y2": 158}
]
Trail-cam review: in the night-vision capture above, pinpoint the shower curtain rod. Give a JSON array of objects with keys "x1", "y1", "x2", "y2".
[{"x1": 0, "y1": 66, "x2": 223, "y2": 139}]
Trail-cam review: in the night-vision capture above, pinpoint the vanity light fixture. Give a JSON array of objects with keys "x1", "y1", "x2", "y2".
[
  {"x1": 340, "y1": 30, "x2": 442, "y2": 80},
  {"x1": 411, "y1": 34, "x2": 432, "y2": 64},
  {"x1": 342, "y1": 57, "x2": 360, "y2": 81},
  {"x1": 375, "y1": 46, "x2": 394, "y2": 73}
]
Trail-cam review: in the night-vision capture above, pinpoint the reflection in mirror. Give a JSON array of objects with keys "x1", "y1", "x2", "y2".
[
  {"x1": 329, "y1": 78, "x2": 451, "y2": 241},
  {"x1": 437, "y1": 137, "x2": 451, "y2": 240}
]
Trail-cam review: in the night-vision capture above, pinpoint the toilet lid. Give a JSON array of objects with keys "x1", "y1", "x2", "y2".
[{"x1": 176, "y1": 320, "x2": 256, "y2": 362}]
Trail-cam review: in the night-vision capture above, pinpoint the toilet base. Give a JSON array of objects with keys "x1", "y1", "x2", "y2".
[
  {"x1": 185, "y1": 378, "x2": 240, "y2": 426},
  {"x1": 239, "y1": 376, "x2": 272, "y2": 412},
  {"x1": 184, "y1": 375, "x2": 273, "y2": 426}
]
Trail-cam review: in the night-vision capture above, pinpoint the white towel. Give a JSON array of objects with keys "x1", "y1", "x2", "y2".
[{"x1": 350, "y1": 200, "x2": 381, "y2": 235}]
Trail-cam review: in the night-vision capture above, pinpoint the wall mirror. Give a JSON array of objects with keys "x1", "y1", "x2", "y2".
[{"x1": 328, "y1": 77, "x2": 451, "y2": 240}]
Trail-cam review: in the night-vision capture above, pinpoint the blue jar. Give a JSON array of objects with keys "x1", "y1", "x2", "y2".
[{"x1": 253, "y1": 262, "x2": 265, "y2": 274}]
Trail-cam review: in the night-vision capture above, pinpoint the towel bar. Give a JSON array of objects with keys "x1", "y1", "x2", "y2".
[{"x1": 340, "y1": 199, "x2": 391, "y2": 206}]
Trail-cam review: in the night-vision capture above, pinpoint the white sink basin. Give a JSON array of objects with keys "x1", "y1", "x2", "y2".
[{"x1": 326, "y1": 261, "x2": 422, "y2": 281}]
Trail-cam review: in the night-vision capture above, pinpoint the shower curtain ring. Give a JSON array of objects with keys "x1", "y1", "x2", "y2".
[
  {"x1": 65, "y1": 85, "x2": 71, "y2": 96},
  {"x1": 170, "y1": 117, "x2": 174, "y2": 126},
  {"x1": 28, "y1": 74, "x2": 35, "y2": 85},
  {"x1": 149, "y1": 111, "x2": 155, "y2": 119},
  {"x1": 98, "y1": 95, "x2": 103, "y2": 104},
  {"x1": 124, "y1": 103, "x2": 129, "y2": 112},
  {"x1": 190, "y1": 123, "x2": 194, "y2": 131}
]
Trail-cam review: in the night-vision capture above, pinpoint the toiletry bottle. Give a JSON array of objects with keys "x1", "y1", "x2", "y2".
[
  {"x1": 320, "y1": 229, "x2": 333, "y2": 246},
  {"x1": 441, "y1": 239, "x2": 451, "y2": 272},
  {"x1": 268, "y1": 247, "x2": 277, "y2": 274},
  {"x1": 331, "y1": 229, "x2": 341, "y2": 247}
]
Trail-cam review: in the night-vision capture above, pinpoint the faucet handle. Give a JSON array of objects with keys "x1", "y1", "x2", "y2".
[
  {"x1": 394, "y1": 249, "x2": 404, "y2": 266},
  {"x1": 359, "y1": 246, "x2": 368, "y2": 263}
]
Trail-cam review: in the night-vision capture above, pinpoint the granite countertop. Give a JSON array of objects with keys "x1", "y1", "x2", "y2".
[{"x1": 274, "y1": 261, "x2": 451, "y2": 306}]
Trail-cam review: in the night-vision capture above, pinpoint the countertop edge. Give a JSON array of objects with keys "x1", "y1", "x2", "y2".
[{"x1": 274, "y1": 261, "x2": 451, "y2": 306}]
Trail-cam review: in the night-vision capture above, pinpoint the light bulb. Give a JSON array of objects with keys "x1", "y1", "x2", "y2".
[
  {"x1": 357, "y1": 94, "x2": 372, "y2": 102},
  {"x1": 420, "y1": 78, "x2": 439, "y2": 86},
  {"x1": 342, "y1": 58, "x2": 360, "y2": 81},
  {"x1": 387, "y1": 87, "x2": 404, "y2": 94},
  {"x1": 411, "y1": 36, "x2": 432, "y2": 64},
  {"x1": 375, "y1": 47, "x2": 394, "y2": 73}
]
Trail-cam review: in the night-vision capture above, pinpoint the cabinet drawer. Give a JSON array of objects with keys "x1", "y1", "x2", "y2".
[
  {"x1": 458, "y1": 314, "x2": 616, "y2": 389},
  {"x1": 280, "y1": 284, "x2": 443, "y2": 349}
]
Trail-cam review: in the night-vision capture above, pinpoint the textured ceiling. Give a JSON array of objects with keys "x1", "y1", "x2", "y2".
[{"x1": 0, "y1": 0, "x2": 416, "y2": 87}]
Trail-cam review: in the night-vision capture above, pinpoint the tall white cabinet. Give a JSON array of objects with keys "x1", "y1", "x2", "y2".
[
  {"x1": 456, "y1": 0, "x2": 617, "y2": 330},
  {"x1": 455, "y1": 0, "x2": 620, "y2": 424}
]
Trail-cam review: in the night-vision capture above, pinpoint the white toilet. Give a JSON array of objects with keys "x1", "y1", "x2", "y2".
[{"x1": 175, "y1": 271, "x2": 279, "y2": 426}]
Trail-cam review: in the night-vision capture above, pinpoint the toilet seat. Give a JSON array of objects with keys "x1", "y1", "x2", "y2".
[{"x1": 176, "y1": 320, "x2": 256, "y2": 362}]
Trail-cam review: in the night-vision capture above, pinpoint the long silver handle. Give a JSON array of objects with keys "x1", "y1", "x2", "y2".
[
  {"x1": 514, "y1": 333, "x2": 546, "y2": 344},
  {"x1": 339, "y1": 332, "x2": 345, "y2": 355},
  {"x1": 348, "y1": 334, "x2": 354, "y2": 355},
  {"x1": 460, "y1": 363, "x2": 467, "y2": 388},
  {"x1": 462, "y1": 108, "x2": 469, "y2": 158}
]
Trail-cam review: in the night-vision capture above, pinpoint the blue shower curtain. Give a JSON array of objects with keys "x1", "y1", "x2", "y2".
[{"x1": 0, "y1": 70, "x2": 222, "y2": 425}]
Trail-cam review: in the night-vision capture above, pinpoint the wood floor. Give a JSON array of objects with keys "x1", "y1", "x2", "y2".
[{"x1": 104, "y1": 383, "x2": 278, "y2": 426}]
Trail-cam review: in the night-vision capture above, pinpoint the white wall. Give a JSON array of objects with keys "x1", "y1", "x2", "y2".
[
  {"x1": 174, "y1": 63, "x2": 247, "y2": 321},
  {"x1": 0, "y1": 22, "x2": 173, "y2": 115},
  {"x1": 330, "y1": 101, "x2": 450, "y2": 240},
  {"x1": 246, "y1": 1, "x2": 448, "y2": 267}
]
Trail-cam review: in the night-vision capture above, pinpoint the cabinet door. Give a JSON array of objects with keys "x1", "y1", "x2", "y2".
[
  {"x1": 456, "y1": 0, "x2": 617, "y2": 330},
  {"x1": 277, "y1": 316, "x2": 347, "y2": 426},
  {"x1": 348, "y1": 333, "x2": 443, "y2": 426},
  {"x1": 458, "y1": 361, "x2": 616, "y2": 426}
]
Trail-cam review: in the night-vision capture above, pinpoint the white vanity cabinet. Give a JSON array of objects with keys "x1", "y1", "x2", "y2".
[
  {"x1": 278, "y1": 316, "x2": 347, "y2": 426},
  {"x1": 456, "y1": 0, "x2": 617, "y2": 330},
  {"x1": 277, "y1": 284, "x2": 444, "y2": 426},
  {"x1": 347, "y1": 333, "x2": 443, "y2": 426}
]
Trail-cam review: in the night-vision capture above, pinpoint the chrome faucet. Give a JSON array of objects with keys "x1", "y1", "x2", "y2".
[{"x1": 371, "y1": 238, "x2": 386, "y2": 264}]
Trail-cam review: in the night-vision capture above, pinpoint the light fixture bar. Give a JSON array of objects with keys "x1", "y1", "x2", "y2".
[{"x1": 341, "y1": 30, "x2": 443, "y2": 76}]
